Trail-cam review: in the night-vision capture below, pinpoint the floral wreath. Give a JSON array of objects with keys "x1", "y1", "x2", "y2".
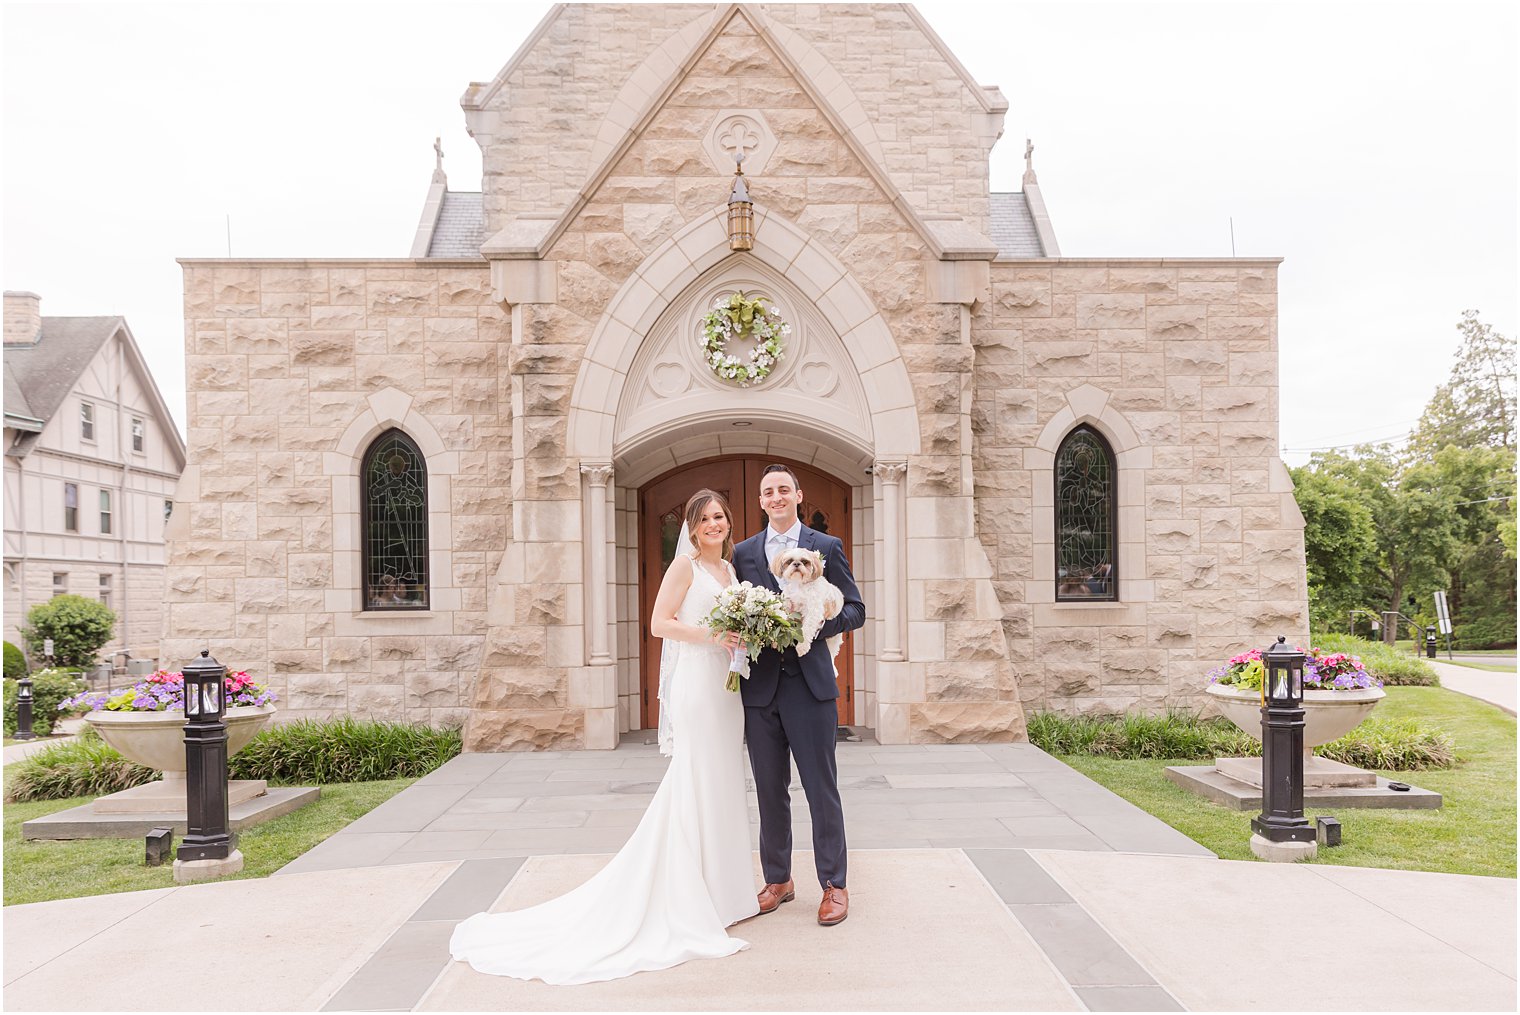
[{"x1": 699, "y1": 291, "x2": 790, "y2": 387}]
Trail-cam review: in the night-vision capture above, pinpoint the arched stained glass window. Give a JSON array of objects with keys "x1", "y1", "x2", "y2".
[
  {"x1": 1055, "y1": 426, "x2": 1117, "y2": 602},
  {"x1": 362, "y1": 429, "x2": 429, "y2": 610}
]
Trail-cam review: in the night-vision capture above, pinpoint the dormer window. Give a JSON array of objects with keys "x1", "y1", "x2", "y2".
[{"x1": 131, "y1": 417, "x2": 145, "y2": 453}]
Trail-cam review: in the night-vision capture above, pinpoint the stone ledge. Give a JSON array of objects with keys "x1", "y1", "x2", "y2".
[
  {"x1": 22, "y1": 786, "x2": 321, "y2": 840},
  {"x1": 1163, "y1": 766, "x2": 1442, "y2": 811}
]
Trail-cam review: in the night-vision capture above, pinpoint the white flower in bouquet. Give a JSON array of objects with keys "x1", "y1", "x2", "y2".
[{"x1": 705, "y1": 583, "x2": 805, "y2": 691}]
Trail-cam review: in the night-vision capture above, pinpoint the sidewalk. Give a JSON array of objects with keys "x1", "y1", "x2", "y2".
[
  {"x1": 4, "y1": 740, "x2": 1516, "y2": 1011},
  {"x1": 1429, "y1": 660, "x2": 1517, "y2": 715}
]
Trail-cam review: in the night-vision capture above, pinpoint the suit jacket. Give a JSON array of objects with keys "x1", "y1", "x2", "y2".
[{"x1": 732, "y1": 524, "x2": 865, "y2": 707}]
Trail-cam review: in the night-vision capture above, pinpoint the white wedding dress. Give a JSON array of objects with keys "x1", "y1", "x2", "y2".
[{"x1": 449, "y1": 555, "x2": 758, "y2": 985}]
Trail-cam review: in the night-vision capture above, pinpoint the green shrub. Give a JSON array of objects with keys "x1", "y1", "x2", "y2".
[
  {"x1": 5, "y1": 733, "x2": 158, "y2": 802},
  {"x1": 3, "y1": 670, "x2": 88, "y2": 736},
  {"x1": 1027, "y1": 710, "x2": 1259, "y2": 760},
  {"x1": 1319, "y1": 718, "x2": 1457, "y2": 770},
  {"x1": 1311, "y1": 632, "x2": 1440, "y2": 686},
  {"x1": 229, "y1": 717, "x2": 462, "y2": 783},
  {"x1": 3, "y1": 641, "x2": 26, "y2": 680},
  {"x1": 1029, "y1": 709, "x2": 1455, "y2": 770},
  {"x1": 18, "y1": 594, "x2": 116, "y2": 669},
  {"x1": 1453, "y1": 616, "x2": 1517, "y2": 651},
  {"x1": 6, "y1": 717, "x2": 462, "y2": 803}
]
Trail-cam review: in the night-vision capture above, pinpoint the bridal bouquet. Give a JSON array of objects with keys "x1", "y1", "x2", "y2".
[{"x1": 706, "y1": 582, "x2": 805, "y2": 691}]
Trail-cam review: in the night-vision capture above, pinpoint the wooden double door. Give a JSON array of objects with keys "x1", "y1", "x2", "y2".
[{"x1": 638, "y1": 456, "x2": 855, "y2": 729}]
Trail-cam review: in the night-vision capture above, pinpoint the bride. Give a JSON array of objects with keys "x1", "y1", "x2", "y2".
[{"x1": 449, "y1": 488, "x2": 759, "y2": 984}]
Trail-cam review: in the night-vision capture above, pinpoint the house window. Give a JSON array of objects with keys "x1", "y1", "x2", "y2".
[
  {"x1": 99, "y1": 573, "x2": 112, "y2": 610},
  {"x1": 80, "y1": 402, "x2": 95, "y2": 442},
  {"x1": 361, "y1": 428, "x2": 429, "y2": 610},
  {"x1": 1055, "y1": 425, "x2": 1117, "y2": 602},
  {"x1": 52, "y1": 572, "x2": 66, "y2": 597},
  {"x1": 64, "y1": 482, "x2": 78, "y2": 532},
  {"x1": 131, "y1": 417, "x2": 145, "y2": 453},
  {"x1": 99, "y1": 489, "x2": 112, "y2": 535},
  {"x1": 164, "y1": 499, "x2": 174, "y2": 520}
]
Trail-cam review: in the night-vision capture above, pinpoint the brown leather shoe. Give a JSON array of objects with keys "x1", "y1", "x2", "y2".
[
  {"x1": 817, "y1": 882, "x2": 848, "y2": 926},
  {"x1": 757, "y1": 879, "x2": 795, "y2": 914}
]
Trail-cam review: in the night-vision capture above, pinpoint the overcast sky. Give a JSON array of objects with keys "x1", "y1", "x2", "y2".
[{"x1": 4, "y1": 1, "x2": 1515, "y2": 467}]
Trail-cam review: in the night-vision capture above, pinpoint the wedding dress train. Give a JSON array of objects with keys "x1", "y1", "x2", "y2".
[{"x1": 449, "y1": 558, "x2": 758, "y2": 985}]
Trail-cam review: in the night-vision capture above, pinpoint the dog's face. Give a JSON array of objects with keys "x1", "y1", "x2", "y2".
[{"x1": 772, "y1": 547, "x2": 824, "y2": 584}]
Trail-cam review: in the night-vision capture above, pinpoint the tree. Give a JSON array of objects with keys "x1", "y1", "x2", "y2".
[
  {"x1": 1410, "y1": 311, "x2": 1516, "y2": 455},
  {"x1": 18, "y1": 594, "x2": 116, "y2": 669},
  {"x1": 1290, "y1": 465, "x2": 1377, "y2": 629},
  {"x1": 1303, "y1": 447, "x2": 1463, "y2": 624}
]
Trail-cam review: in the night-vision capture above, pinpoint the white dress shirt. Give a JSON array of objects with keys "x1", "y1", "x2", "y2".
[{"x1": 764, "y1": 519, "x2": 803, "y2": 569}]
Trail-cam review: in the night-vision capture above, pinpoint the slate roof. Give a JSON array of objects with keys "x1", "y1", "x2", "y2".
[
  {"x1": 422, "y1": 190, "x2": 1045, "y2": 260},
  {"x1": 988, "y1": 192, "x2": 1045, "y2": 257},
  {"x1": 4, "y1": 317, "x2": 121, "y2": 430},
  {"x1": 427, "y1": 191, "x2": 486, "y2": 258}
]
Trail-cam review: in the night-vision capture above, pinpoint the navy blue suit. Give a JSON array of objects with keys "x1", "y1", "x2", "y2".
[{"x1": 733, "y1": 524, "x2": 865, "y2": 889}]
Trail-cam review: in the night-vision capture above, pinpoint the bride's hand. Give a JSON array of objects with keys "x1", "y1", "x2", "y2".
[{"x1": 712, "y1": 631, "x2": 742, "y2": 651}]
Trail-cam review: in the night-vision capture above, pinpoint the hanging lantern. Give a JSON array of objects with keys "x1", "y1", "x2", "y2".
[{"x1": 727, "y1": 153, "x2": 754, "y2": 252}]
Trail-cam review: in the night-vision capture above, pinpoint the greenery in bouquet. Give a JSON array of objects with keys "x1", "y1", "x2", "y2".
[
  {"x1": 706, "y1": 582, "x2": 805, "y2": 691},
  {"x1": 1208, "y1": 646, "x2": 1382, "y2": 692},
  {"x1": 59, "y1": 668, "x2": 277, "y2": 714}
]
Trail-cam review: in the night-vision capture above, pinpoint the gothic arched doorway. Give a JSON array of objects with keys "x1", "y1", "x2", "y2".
[{"x1": 637, "y1": 455, "x2": 854, "y2": 729}]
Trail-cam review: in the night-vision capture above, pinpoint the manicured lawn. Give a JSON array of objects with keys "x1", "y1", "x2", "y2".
[
  {"x1": 1056, "y1": 686, "x2": 1516, "y2": 879},
  {"x1": 4, "y1": 778, "x2": 413, "y2": 907},
  {"x1": 1445, "y1": 661, "x2": 1517, "y2": 673}
]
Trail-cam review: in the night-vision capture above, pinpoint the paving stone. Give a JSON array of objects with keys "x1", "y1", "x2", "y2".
[
  {"x1": 344, "y1": 783, "x2": 473, "y2": 834},
  {"x1": 1076, "y1": 985, "x2": 1185, "y2": 1011},
  {"x1": 407, "y1": 857, "x2": 525, "y2": 922},
  {"x1": 321, "y1": 921, "x2": 454, "y2": 1012},
  {"x1": 1000, "y1": 815, "x2": 1091, "y2": 838},
  {"x1": 1011, "y1": 903, "x2": 1159, "y2": 987},
  {"x1": 966, "y1": 849, "x2": 1075, "y2": 905},
  {"x1": 424, "y1": 810, "x2": 588, "y2": 832},
  {"x1": 275, "y1": 832, "x2": 416, "y2": 875}
]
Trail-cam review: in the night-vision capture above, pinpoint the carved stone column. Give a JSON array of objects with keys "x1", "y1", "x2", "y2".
[
  {"x1": 875, "y1": 462, "x2": 907, "y2": 662},
  {"x1": 581, "y1": 464, "x2": 614, "y2": 666}
]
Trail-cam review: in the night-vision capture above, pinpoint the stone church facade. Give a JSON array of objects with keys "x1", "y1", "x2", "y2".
[{"x1": 165, "y1": 3, "x2": 1308, "y2": 750}]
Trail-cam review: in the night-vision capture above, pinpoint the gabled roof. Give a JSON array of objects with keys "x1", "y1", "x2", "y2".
[
  {"x1": 4, "y1": 317, "x2": 119, "y2": 429},
  {"x1": 481, "y1": 3, "x2": 1001, "y2": 262},
  {"x1": 426, "y1": 191, "x2": 486, "y2": 258},
  {"x1": 3, "y1": 316, "x2": 187, "y2": 467},
  {"x1": 989, "y1": 192, "x2": 1045, "y2": 257}
]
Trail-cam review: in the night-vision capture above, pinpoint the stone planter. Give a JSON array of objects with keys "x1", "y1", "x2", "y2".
[
  {"x1": 85, "y1": 704, "x2": 276, "y2": 771},
  {"x1": 1205, "y1": 682, "x2": 1384, "y2": 746},
  {"x1": 1205, "y1": 682, "x2": 1385, "y2": 789},
  {"x1": 84, "y1": 705, "x2": 276, "y2": 814}
]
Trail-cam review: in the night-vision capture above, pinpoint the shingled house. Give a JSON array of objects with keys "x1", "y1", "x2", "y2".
[{"x1": 4, "y1": 291, "x2": 186, "y2": 665}]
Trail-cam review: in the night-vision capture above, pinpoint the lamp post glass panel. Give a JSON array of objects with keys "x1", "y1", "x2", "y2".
[
  {"x1": 177, "y1": 650, "x2": 234, "y2": 862},
  {"x1": 1252, "y1": 636, "x2": 1316, "y2": 844}
]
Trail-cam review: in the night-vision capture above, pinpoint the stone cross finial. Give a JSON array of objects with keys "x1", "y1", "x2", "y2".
[
  {"x1": 1023, "y1": 138, "x2": 1038, "y2": 186},
  {"x1": 432, "y1": 136, "x2": 447, "y2": 185}
]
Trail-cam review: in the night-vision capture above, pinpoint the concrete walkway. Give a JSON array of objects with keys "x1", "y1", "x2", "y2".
[
  {"x1": 7, "y1": 738, "x2": 1517, "y2": 1010},
  {"x1": 1429, "y1": 660, "x2": 1517, "y2": 715}
]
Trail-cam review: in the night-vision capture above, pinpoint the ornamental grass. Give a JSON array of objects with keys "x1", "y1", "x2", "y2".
[
  {"x1": 6, "y1": 718, "x2": 462, "y2": 803},
  {"x1": 1027, "y1": 709, "x2": 1455, "y2": 770}
]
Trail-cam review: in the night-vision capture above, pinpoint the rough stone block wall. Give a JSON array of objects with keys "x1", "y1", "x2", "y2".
[
  {"x1": 468, "y1": 8, "x2": 1026, "y2": 748},
  {"x1": 165, "y1": 262, "x2": 506, "y2": 727},
  {"x1": 971, "y1": 259, "x2": 1309, "y2": 716},
  {"x1": 474, "y1": 4, "x2": 1000, "y2": 236}
]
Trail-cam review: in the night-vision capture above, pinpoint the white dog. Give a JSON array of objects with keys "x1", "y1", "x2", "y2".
[{"x1": 771, "y1": 547, "x2": 844, "y2": 666}]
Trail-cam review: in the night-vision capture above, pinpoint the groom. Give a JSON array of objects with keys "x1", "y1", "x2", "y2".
[{"x1": 734, "y1": 464, "x2": 865, "y2": 926}]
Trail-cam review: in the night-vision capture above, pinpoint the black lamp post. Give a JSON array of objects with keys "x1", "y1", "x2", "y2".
[
  {"x1": 14, "y1": 675, "x2": 35, "y2": 741},
  {"x1": 177, "y1": 650, "x2": 234, "y2": 863},
  {"x1": 1250, "y1": 636, "x2": 1317, "y2": 859}
]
